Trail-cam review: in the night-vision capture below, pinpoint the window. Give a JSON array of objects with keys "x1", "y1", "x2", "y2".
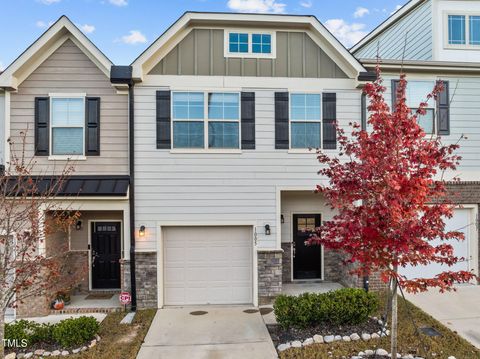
[
  {"x1": 252, "y1": 34, "x2": 271, "y2": 54},
  {"x1": 51, "y1": 97, "x2": 84, "y2": 155},
  {"x1": 172, "y1": 91, "x2": 240, "y2": 150},
  {"x1": 405, "y1": 81, "x2": 435, "y2": 134},
  {"x1": 448, "y1": 15, "x2": 466, "y2": 45},
  {"x1": 470, "y1": 16, "x2": 480, "y2": 45},
  {"x1": 290, "y1": 94, "x2": 322, "y2": 149},
  {"x1": 225, "y1": 31, "x2": 275, "y2": 58},
  {"x1": 229, "y1": 33, "x2": 249, "y2": 53}
]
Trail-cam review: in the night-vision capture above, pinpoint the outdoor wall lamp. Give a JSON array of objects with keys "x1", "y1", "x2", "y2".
[
  {"x1": 75, "y1": 220, "x2": 83, "y2": 231},
  {"x1": 281, "y1": 214, "x2": 285, "y2": 223},
  {"x1": 139, "y1": 225, "x2": 146, "y2": 237},
  {"x1": 265, "y1": 224, "x2": 271, "y2": 235}
]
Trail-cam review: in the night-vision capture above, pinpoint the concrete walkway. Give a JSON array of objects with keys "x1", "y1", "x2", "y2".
[
  {"x1": 136, "y1": 306, "x2": 277, "y2": 359},
  {"x1": 405, "y1": 285, "x2": 480, "y2": 349}
]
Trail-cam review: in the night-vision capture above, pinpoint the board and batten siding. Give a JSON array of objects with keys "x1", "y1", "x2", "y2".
[
  {"x1": 134, "y1": 82, "x2": 362, "y2": 251},
  {"x1": 354, "y1": 0, "x2": 432, "y2": 61},
  {"x1": 9, "y1": 39, "x2": 129, "y2": 175},
  {"x1": 382, "y1": 73, "x2": 480, "y2": 179},
  {"x1": 149, "y1": 29, "x2": 348, "y2": 79}
]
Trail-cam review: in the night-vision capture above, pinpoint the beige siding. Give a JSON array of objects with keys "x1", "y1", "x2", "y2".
[
  {"x1": 10, "y1": 39, "x2": 128, "y2": 175},
  {"x1": 149, "y1": 29, "x2": 348, "y2": 79}
]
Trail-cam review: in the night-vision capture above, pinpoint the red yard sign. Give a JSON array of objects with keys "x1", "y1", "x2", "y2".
[{"x1": 119, "y1": 292, "x2": 131, "y2": 305}]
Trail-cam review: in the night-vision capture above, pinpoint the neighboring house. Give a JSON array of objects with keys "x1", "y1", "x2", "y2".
[
  {"x1": 0, "y1": 17, "x2": 131, "y2": 318},
  {"x1": 352, "y1": 0, "x2": 480, "y2": 283},
  {"x1": 129, "y1": 12, "x2": 373, "y2": 307}
]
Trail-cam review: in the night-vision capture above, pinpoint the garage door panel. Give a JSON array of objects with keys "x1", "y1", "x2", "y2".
[{"x1": 163, "y1": 226, "x2": 253, "y2": 305}]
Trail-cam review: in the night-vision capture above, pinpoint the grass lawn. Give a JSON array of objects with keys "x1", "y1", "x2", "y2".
[
  {"x1": 73, "y1": 309, "x2": 156, "y2": 359},
  {"x1": 279, "y1": 291, "x2": 480, "y2": 359}
]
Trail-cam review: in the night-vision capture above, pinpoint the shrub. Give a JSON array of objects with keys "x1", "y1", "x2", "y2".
[
  {"x1": 4, "y1": 320, "x2": 53, "y2": 347},
  {"x1": 52, "y1": 316, "x2": 99, "y2": 348},
  {"x1": 274, "y1": 288, "x2": 378, "y2": 329}
]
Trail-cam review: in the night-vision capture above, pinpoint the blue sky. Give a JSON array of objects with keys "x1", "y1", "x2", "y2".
[{"x1": 0, "y1": 0, "x2": 409, "y2": 69}]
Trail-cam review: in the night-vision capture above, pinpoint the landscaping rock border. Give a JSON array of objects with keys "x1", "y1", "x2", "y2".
[
  {"x1": 6, "y1": 335, "x2": 101, "y2": 358},
  {"x1": 350, "y1": 348, "x2": 457, "y2": 359}
]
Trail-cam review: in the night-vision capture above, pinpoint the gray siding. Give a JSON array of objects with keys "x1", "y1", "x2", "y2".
[
  {"x1": 149, "y1": 29, "x2": 348, "y2": 78},
  {"x1": 134, "y1": 83, "x2": 361, "y2": 251},
  {"x1": 354, "y1": 0, "x2": 432, "y2": 61},
  {"x1": 9, "y1": 39, "x2": 129, "y2": 175},
  {"x1": 0, "y1": 91, "x2": 4, "y2": 166}
]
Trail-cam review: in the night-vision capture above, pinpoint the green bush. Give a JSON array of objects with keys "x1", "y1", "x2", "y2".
[
  {"x1": 52, "y1": 316, "x2": 99, "y2": 348},
  {"x1": 5, "y1": 316, "x2": 98, "y2": 348},
  {"x1": 274, "y1": 288, "x2": 378, "y2": 329}
]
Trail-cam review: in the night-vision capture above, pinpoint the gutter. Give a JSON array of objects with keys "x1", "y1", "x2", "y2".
[{"x1": 110, "y1": 66, "x2": 137, "y2": 311}]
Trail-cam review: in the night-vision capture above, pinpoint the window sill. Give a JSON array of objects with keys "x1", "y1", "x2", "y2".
[
  {"x1": 48, "y1": 155, "x2": 87, "y2": 161},
  {"x1": 170, "y1": 149, "x2": 243, "y2": 154},
  {"x1": 287, "y1": 149, "x2": 318, "y2": 154}
]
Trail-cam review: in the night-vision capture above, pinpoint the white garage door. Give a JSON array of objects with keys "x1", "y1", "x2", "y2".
[
  {"x1": 400, "y1": 208, "x2": 473, "y2": 280},
  {"x1": 163, "y1": 226, "x2": 253, "y2": 305}
]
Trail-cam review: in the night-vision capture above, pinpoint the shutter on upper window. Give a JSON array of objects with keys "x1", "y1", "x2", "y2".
[
  {"x1": 241, "y1": 92, "x2": 255, "y2": 149},
  {"x1": 391, "y1": 80, "x2": 400, "y2": 112},
  {"x1": 85, "y1": 97, "x2": 100, "y2": 156},
  {"x1": 275, "y1": 92, "x2": 289, "y2": 149},
  {"x1": 437, "y1": 81, "x2": 450, "y2": 136},
  {"x1": 322, "y1": 93, "x2": 336, "y2": 149},
  {"x1": 34, "y1": 97, "x2": 50, "y2": 156},
  {"x1": 156, "y1": 91, "x2": 171, "y2": 149}
]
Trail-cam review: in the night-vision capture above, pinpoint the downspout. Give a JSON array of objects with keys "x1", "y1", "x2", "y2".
[{"x1": 110, "y1": 66, "x2": 136, "y2": 311}]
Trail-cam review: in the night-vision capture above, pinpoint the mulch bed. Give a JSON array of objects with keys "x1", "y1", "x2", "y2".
[{"x1": 268, "y1": 318, "x2": 383, "y2": 346}]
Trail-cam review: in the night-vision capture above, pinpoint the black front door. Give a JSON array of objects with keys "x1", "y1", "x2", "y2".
[
  {"x1": 91, "y1": 222, "x2": 121, "y2": 289},
  {"x1": 293, "y1": 214, "x2": 322, "y2": 280}
]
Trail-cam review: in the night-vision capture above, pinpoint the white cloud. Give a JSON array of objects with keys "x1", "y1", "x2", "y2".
[
  {"x1": 300, "y1": 0, "x2": 312, "y2": 8},
  {"x1": 39, "y1": 0, "x2": 61, "y2": 4},
  {"x1": 353, "y1": 7, "x2": 369, "y2": 18},
  {"x1": 36, "y1": 20, "x2": 55, "y2": 28},
  {"x1": 227, "y1": 0, "x2": 286, "y2": 14},
  {"x1": 324, "y1": 19, "x2": 367, "y2": 48},
  {"x1": 391, "y1": 5, "x2": 403, "y2": 15},
  {"x1": 109, "y1": 0, "x2": 128, "y2": 6},
  {"x1": 79, "y1": 24, "x2": 95, "y2": 33},
  {"x1": 118, "y1": 30, "x2": 147, "y2": 45}
]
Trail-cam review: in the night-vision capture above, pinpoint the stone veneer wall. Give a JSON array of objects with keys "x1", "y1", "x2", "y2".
[
  {"x1": 281, "y1": 243, "x2": 292, "y2": 283},
  {"x1": 258, "y1": 250, "x2": 283, "y2": 305},
  {"x1": 135, "y1": 252, "x2": 158, "y2": 308}
]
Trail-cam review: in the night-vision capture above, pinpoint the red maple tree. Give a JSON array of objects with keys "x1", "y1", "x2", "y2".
[{"x1": 309, "y1": 68, "x2": 476, "y2": 356}]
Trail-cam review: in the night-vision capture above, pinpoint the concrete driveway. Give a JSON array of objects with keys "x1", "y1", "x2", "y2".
[
  {"x1": 405, "y1": 285, "x2": 480, "y2": 349},
  {"x1": 136, "y1": 306, "x2": 277, "y2": 359}
]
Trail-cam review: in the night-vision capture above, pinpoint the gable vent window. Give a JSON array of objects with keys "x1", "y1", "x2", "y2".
[
  {"x1": 446, "y1": 14, "x2": 480, "y2": 48},
  {"x1": 225, "y1": 31, "x2": 276, "y2": 58}
]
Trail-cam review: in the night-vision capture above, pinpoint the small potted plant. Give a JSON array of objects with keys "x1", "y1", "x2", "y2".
[{"x1": 52, "y1": 290, "x2": 71, "y2": 310}]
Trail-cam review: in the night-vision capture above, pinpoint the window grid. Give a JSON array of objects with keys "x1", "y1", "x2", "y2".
[
  {"x1": 252, "y1": 34, "x2": 272, "y2": 54},
  {"x1": 172, "y1": 91, "x2": 241, "y2": 150},
  {"x1": 448, "y1": 15, "x2": 466, "y2": 45},
  {"x1": 405, "y1": 81, "x2": 436, "y2": 135},
  {"x1": 50, "y1": 97, "x2": 85, "y2": 156},
  {"x1": 470, "y1": 16, "x2": 480, "y2": 45},
  {"x1": 229, "y1": 33, "x2": 249, "y2": 53},
  {"x1": 226, "y1": 31, "x2": 275, "y2": 57},
  {"x1": 290, "y1": 93, "x2": 322, "y2": 149}
]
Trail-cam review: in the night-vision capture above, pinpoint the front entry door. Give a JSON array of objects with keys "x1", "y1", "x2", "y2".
[
  {"x1": 293, "y1": 214, "x2": 322, "y2": 280},
  {"x1": 91, "y1": 222, "x2": 121, "y2": 289}
]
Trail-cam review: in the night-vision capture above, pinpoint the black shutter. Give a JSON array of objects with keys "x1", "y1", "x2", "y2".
[
  {"x1": 156, "y1": 91, "x2": 171, "y2": 149},
  {"x1": 241, "y1": 92, "x2": 255, "y2": 149},
  {"x1": 391, "y1": 80, "x2": 400, "y2": 112},
  {"x1": 437, "y1": 80, "x2": 450, "y2": 135},
  {"x1": 85, "y1": 97, "x2": 100, "y2": 156},
  {"x1": 34, "y1": 97, "x2": 49, "y2": 156},
  {"x1": 322, "y1": 93, "x2": 336, "y2": 149},
  {"x1": 361, "y1": 93, "x2": 367, "y2": 131},
  {"x1": 275, "y1": 92, "x2": 289, "y2": 149}
]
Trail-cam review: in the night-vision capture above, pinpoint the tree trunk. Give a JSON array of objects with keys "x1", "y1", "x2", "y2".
[
  {"x1": 391, "y1": 268, "x2": 399, "y2": 358},
  {"x1": 0, "y1": 308, "x2": 5, "y2": 359}
]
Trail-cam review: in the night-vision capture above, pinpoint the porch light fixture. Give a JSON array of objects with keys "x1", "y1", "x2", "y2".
[
  {"x1": 281, "y1": 214, "x2": 284, "y2": 223},
  {"x1": 264, "y1": 224, "x2": 271, "y2": 235},
  {"x1": 139, "y1": 225, "x2": 146, "y2": 237},
  {"x1": 75, "y1": 220, "x2": 82, "y2": 231}
]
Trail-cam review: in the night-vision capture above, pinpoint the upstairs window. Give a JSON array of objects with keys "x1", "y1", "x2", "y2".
[
  {"x1": 225, "y1": 31, "x2": 275, "y2": 58},
  {"x1": 405, "y1": 81, "x2": 435, "y2": 134},
  {"x1": 470, "y1": 16, "x2": 480, "y2": 45},
  {"x1": 448, "y1": 15, "x2": 466, "y2": 45},
  {"x1": 172, "y1": 92, "x2": 205, "y2": 148},
  {"x1": 290, "y1": 94, "x2": 322, "y2": 149},
  {"x1": 446, "y1": 14, "x2": 480, "y2": 48},
  {"x1": 51, "y1": 97, "x2": 85, "y2": 155}
]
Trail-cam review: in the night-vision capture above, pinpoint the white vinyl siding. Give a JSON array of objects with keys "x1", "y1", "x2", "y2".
[
  {"x1": 354, "y1": 0, "x2": 432, "y2": 61},
  {"x1": 0, "y1": 92, "x2": 4, "y2": 165}
]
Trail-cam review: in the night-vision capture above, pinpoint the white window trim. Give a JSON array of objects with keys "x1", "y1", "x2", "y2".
[
  {"x1": 289, "y1": 92, "x2": 323, "y2": 150},
  {"x1": 48, "y1": 93, "x2": 86, "y2": 159},
  {"x1": 444, "y1": 12, "x2": 480, "y2": 50},
  {"x1": 170, "y1": 91, "x2": 242, "y2": 152},
  {"x1": 224, "y1": 30, "x2": 276, "y2": 59}
]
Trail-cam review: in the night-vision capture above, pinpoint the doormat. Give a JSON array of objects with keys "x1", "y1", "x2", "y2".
[{"x1": 85, "y1": 293, "x2": 114, "y2": 300}]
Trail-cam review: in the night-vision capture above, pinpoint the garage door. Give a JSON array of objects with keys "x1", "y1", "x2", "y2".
[
  {"x1": 400, "y1": 208, "x2": 473, "y2": 280},
  {"x1": 163, "y1": 226, "x2": 253, "y2": 305}
]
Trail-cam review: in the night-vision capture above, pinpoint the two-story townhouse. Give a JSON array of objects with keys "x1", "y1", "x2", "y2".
[
  {"x1": 128, "y1": 12, "x2": 374, "y2": 308},
  {"x1": 352, "y1": 0, "x2": 480, "y2": 283},
  {"x1": 0, "y1": 16, "x2": 132, "y2": 318}
]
